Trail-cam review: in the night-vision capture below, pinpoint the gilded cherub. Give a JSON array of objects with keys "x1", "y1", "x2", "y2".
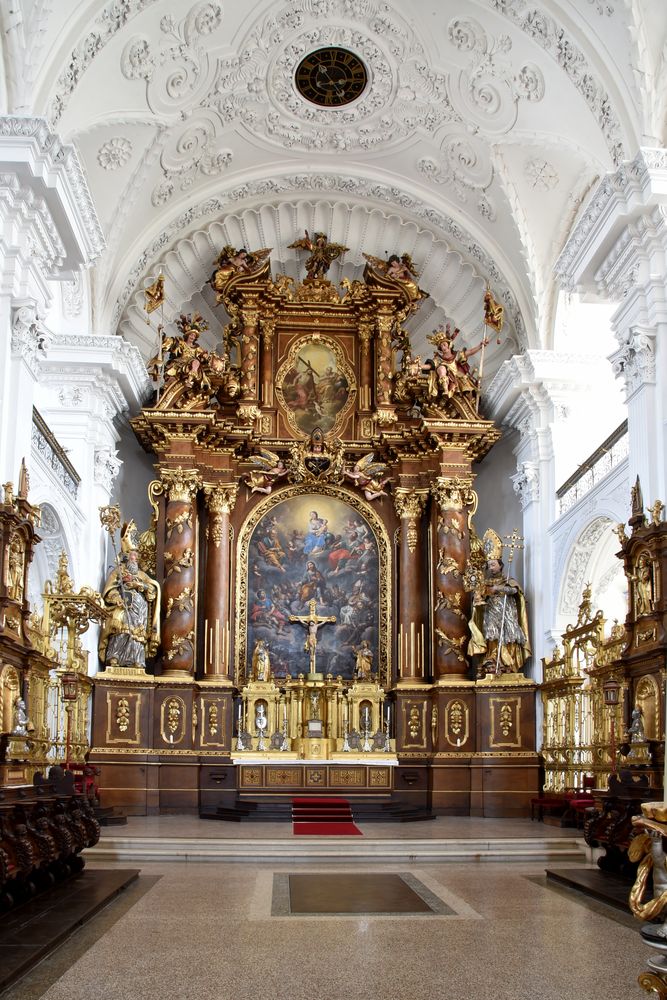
[
  {"x1": 344, "y1": 453, "x2": 391, "y2": 501},
  {"x1": 288, "y1": 231, "x2": 349, "y2": 279},
  {"x1": 208, "y1": 246, "x2": 271, "y2": 301},
  {"x1": 245, "y1": 449, "x2": 288, "y2": 495}
]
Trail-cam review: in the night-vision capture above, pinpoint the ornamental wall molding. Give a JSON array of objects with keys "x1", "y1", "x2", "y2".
[
  {"x1": 94, "y1": 447, "x2": 122, "y2": 495},
  {"x1": 0, "y1": 173, "x2": 66, "y2": 279},
  {"x1": 609, "y1": 324, "x2": 656, "y2": 397},
  {"x1": 0, "y1": 116, "x2": 105, "y2": 268},
  {"x1": 480, "y1": 0, "x2": 625, "y2": 166},
  {"x1": 594, "y1": 205, "x2": 667, "y2": 299},
  {"x1": 97, "y1": 136, "x2": 133, "y2": 170},
  {"x1": 511, "y1": 460, "x2": 540, "y2": 510},
  {"x1": 484, "y1": 349, "x2": 604, "y2": 423},
  {"x1": 62, "y1": 274, "x2": 84, "y2": 317},
  {"x1": 112, "y1": 175, "x2": 526, "y2": 342},
  {"x1": 554, "y1": 147, "x2": 667, "y2": 291},
  {"x1": 11, "y1": 301, "x2": 50, "y2": 375},
  {"x1": 558, "y1": 515, "x2": 614, "y2": 619}
]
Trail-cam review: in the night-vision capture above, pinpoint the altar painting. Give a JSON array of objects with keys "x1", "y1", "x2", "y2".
[
  {"x1": 246, "y1": 495, "x2": 379, "y2": 682},
  {"x1": 276, "y1": 339, "x2": 353, "y2": 436}
]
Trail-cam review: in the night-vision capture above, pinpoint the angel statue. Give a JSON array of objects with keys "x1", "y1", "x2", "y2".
[
  {"x1": 245, "y1": 449, "x2": 288, "y2": 495},
  {"x1": 363, "y1": 251, "x2": 426, "y2": 303},
  {"x1": 208, "y1": 245, "x2": 272, "y2": 302},
  {"x1": 288, "y1": 231, "x2": 349, "y2": 279},
  {"x1": 344, "y1": 453, "x2": 392, "y2": 501}
]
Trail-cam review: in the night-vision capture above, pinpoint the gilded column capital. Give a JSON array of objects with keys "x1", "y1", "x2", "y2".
[
  {"x1": 431, "y1": 477, "x2": 476, "y2": 512},
  {"x1": 394, "y1": 488, "x2": 429, "y2": 520},
  {"x1": 204, "y1": 484, "x2": 238, "y2": 548},
  {"x1": 160, "y1": 467, "x2": 202, "y2": 503},
  {"x1": 394, "y1": 489, "x2": 428, "y2": 554},
  {"x1": 204, "y1": 483, "x2": 238, "y2": 516}
]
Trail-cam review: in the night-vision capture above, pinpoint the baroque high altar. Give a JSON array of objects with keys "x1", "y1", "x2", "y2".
[{"x1": 90, "y1": 237, "x2": 540, "y2": 816}]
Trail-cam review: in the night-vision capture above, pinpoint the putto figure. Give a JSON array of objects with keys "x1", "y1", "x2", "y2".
[
  {"x1": 208, "y1": 245, "x2": 271, "y2": 301},
  {"x1": 245, "y1": 449, "x2": 287, "y2": 495},
  {"x1": 288, "y1": 230, "x2": 349, "y2": 279},
  {"x1": 344, "y1": 453, "x2": 392, "y2": 501},
  {"x1": 99, "y1": 521, "x2": 160, "y2": 672}
]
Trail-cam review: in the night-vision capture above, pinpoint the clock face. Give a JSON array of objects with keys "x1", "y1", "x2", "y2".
[{"x1": 295, "y1": 48, "x2": 368, "y2": 108}]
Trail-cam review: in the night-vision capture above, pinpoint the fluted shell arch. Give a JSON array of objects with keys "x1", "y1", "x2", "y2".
[{"x1": 118, "y1": 195, "x2": 528, "y2": 374}]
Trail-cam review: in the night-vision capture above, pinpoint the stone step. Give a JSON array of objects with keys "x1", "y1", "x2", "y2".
[{"x1": 87, "y1": 836, "x2": 587, "y2": 865}]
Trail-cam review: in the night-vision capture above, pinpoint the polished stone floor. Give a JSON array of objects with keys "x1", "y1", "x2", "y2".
[{"x1": 2, "y1": 835, "x2": 645, "y2": 1000}]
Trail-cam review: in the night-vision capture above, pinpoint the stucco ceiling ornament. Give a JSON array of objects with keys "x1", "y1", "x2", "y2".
[
  {"x1": 447, "y1": 18, "x2": 544, "y2": 134},
  {"x1": 97, "y1": 136, "x2": 133, "y2": 170},
  {"x1": 47, "y1": 0, "x2": 162, "y2": 126},
  {"x1": 524, "y1": 157, "x2": 558, "y2": 190},
  {"x1": 482, "y1": 0, "x2": 625, "y2": 165}
]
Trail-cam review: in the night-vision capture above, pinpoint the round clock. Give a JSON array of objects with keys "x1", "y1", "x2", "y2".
[{"x1": 295, "y1": 47, "x2": 368, "y2": 108}]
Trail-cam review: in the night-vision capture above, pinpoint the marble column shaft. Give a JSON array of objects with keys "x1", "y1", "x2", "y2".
[
  {"x1": 394, "y1": 489, "x2": 428, "y2": 681},
  {"x1": 203, "y1": 484, "x2": 238, "y2": 678}
]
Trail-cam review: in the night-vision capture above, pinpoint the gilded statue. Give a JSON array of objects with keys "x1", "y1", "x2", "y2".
[
  {"x1": 251, "y1": 639, "x2": 271, "y2": 682},
  {"x1": 99, "y1": 521, "x2": 160, "y2": 672},
  {"x1": 468, "y1": 529, "x2": 530, "y2": 674},
  {"x1": 344, "y1": 453, "x2": 391, "y2": 501},
  {"x1": 631, "y1": 553, "x2": 655, "y2": 617},
  {"x1": 363, "y1": 251, "x2": 426, "y2": 303},
  {"x1": 245, "y1": 449, "x2": 288, "y2": 495},
  {"x1": 424, "y1": 325, "x2": 488, "y2": 400},
  {"x1": 148, "y1": 313, "x2": 214, "y2": 408},
  {"x1": 208, "y1": 245, "x2": 271, "y2": 302},
  {"x1": 7, "y1": 533, "x2": 25, "y2": 601},
  {"x1": 288, "y1": 231, "x2": 349, "y2": 279},
  {"x1": 354, "y1": 639, "x2": 373, "y2": 681}
]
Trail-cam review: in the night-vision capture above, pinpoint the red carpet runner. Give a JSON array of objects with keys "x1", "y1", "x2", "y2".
[{"x1": 292, "y1": 797, "x2": 363, "y2": 836}]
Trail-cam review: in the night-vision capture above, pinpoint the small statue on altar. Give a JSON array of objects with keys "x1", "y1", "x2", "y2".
[
  {"x1": 425, "y1": 325, "x2": 488, "y2": 400},
  {"x1": 354, "y1": 640, "x2": 373, "y2": 681},
  {"x1": 363, "y1": 251, "x2": 427, "y2": 304},
  {"x1": 628, "y1": 704, "x2": 645, "y2": 742},
  {"x1": 288, "y1": 231, "x2": 349, "y2": 279},
  {"x1": 99, "y1": 521, "x2": 160, "y2": 671},
  {"x1": 251, "y1": 639, "x2": 271, "y2": 682},
  {"x1": 467, "y1": 531, "x2": 530, "y2": 674},
  {"x1": 7, "y1": 533, "x2": 25, "y2": 601},
  {"x1": 12, "y1": 696, "x2": 31, "y2": 735}
]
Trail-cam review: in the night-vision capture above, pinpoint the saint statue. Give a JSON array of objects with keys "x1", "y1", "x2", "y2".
[
  {"x1": 354, "y1": 640, "x2": 373, "y2": 681},
  {"x1": 99, "y1": 521, "x2": 160, "y2": 671},
  {"x1": 12, "y1": 696, "x2": 30, "y2": 735},
  {"x1": 7, "y1": 533, "x2": 25, "y2": 602},
  {"x1": 468, "y1": 536, "x2": 530, "y2": 674},
  {"x1": 252, "y1": 639, "x2": 271, "y2": 682}
]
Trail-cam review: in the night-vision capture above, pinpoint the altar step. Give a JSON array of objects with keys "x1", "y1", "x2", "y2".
[
  {"x1": 200, "y1": 795, "x2": 434, "y2": 824},
  {"x1": 87, "y1": 835, "x2": 587, "y2": 865}
]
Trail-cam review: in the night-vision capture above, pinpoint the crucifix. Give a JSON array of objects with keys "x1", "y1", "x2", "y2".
[{"x1": 289, "y1": 599, "x2": 337, "y2": 675}]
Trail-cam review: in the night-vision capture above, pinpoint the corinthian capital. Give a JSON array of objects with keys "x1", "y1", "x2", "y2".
[
  {"x1": 393, "y1": 488, "x2": 428, "y2": 520},
  {"x1": 610, "y1": 326, "x2": 656, "y2": 396},
  {"x1": 431, "y1": 477, "x2": 476, "y2": 512},
  {"x1": 205, "y1": 483, "x2": 238, "y2": 516},
  {"x1": 161, "y1": 467, "x2": 201, "y2": 503}
]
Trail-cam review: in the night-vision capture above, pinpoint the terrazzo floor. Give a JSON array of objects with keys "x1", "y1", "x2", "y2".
[{"x1": 0, "y1": 818, "x2": 647, "y2": 1000}]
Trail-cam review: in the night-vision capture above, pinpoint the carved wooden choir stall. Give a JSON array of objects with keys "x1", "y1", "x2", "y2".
[{"x1": 90, "y1": 238, "x2": 541, "y2": 817}]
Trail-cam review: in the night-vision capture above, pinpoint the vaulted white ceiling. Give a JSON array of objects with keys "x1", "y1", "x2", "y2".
[{"x1": 1, "y1": 0, "x2": 663, "y2": 378}]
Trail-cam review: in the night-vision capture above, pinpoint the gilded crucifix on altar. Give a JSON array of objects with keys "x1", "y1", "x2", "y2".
[{"x1": 289, "y1": 599, "x2": 337, "y2": 676}]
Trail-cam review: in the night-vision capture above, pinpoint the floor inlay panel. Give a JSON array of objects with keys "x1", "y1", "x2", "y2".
[{"x1": 272, "y1": 872, "x2": 454, "y2": 915}]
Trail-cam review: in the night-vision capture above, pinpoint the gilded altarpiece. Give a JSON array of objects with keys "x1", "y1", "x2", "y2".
[{"x1": 89, "y1": 240, "x2": 540, "y2": 817}]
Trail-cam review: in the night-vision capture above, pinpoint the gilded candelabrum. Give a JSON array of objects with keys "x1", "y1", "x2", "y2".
[{"x1": 629, "y1": 803, "x2": 667, "y2": 999}]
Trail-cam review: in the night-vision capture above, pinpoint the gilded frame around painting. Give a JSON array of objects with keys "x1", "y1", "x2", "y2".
[
  {"x1": 274, "y1": 335, "x2": 357, "y2": 438},
  {"x1": 235, "y1": 483, "x2": 391, "y2": 687}
]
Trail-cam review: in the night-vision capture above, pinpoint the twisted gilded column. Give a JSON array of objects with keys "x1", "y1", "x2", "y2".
[
  {"x1": 161, "y1": 467, "x2": 201, "y2": 677},
  {"x1": 394, "y1": 488, "x2": 429, "y2": 682},
  {"x1": 203, "y1": 483, "x2": 238, "y2": 679},
  {"x1": 431, "y1": 477, "x2": 476, "y2": 683}
]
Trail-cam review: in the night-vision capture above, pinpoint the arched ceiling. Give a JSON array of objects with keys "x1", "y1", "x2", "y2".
[{"x1": 1, "y1": 0, "x2": 663, "y2": 376}]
